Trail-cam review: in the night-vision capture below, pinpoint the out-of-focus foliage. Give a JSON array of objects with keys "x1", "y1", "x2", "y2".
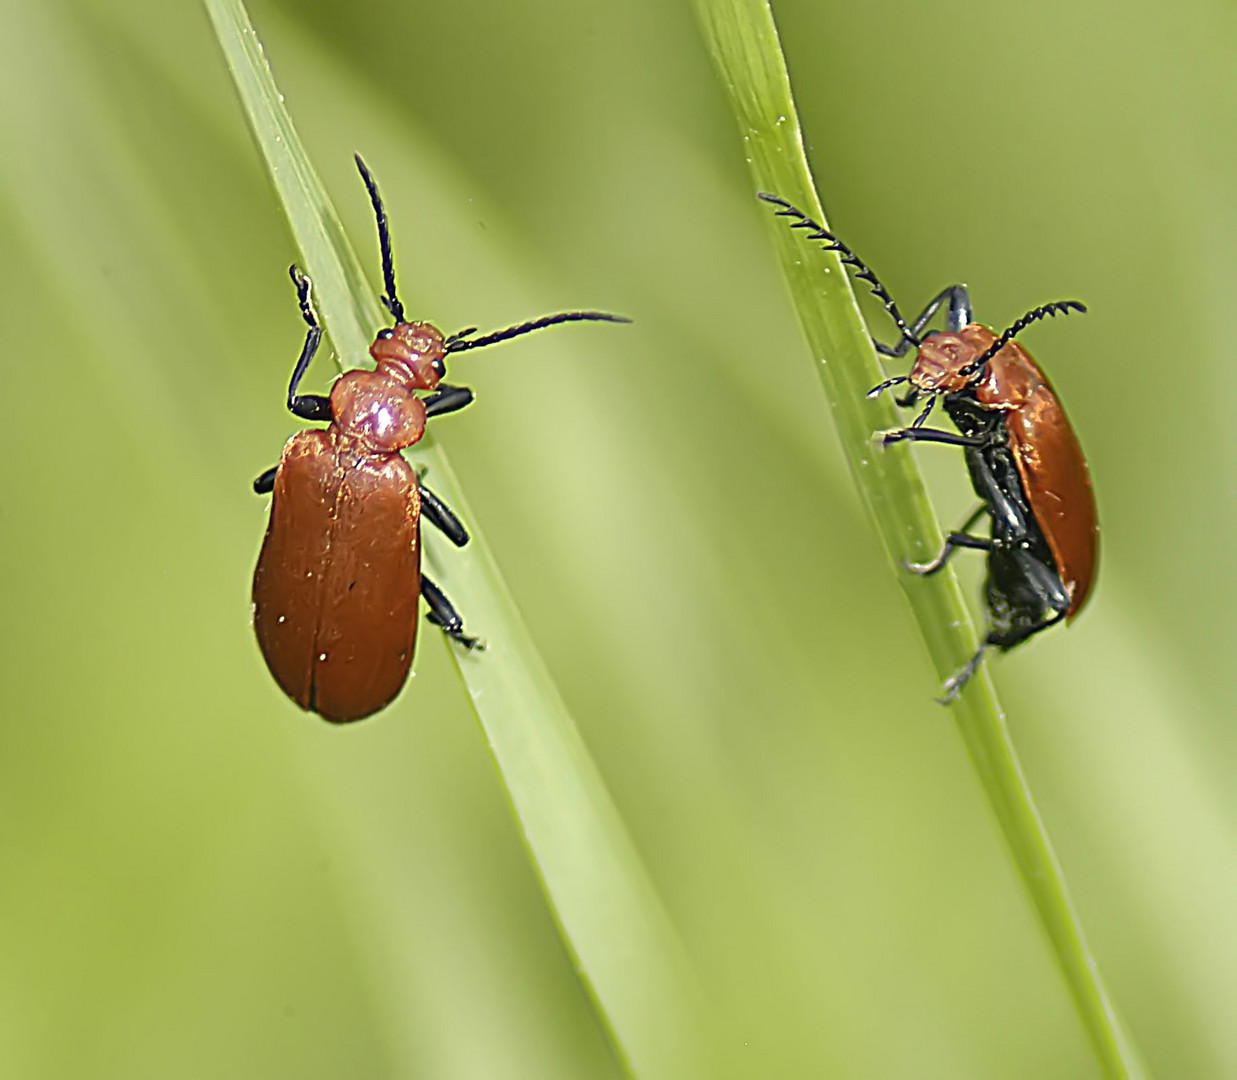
[{"x1": 0, "y1": 0, "x2": 1235, "y2": 1077}]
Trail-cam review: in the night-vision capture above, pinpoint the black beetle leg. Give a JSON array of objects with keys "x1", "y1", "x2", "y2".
[
  {"x1": 420, "y1": 483, "x2": 469, "y2": 547},
  {"x1": 908, "y1": 504, "x2": 988, "y2": 574},
  {"x1": 423, "y1": 384, "x2": 475, "y2": 419},
  {"x1": 253, "y1": 466, "x2": 277, "y2": 495},
  {"x1": 939, "y1": 606, "x2": 1068, "y2": 704},
  {"x1": 910, "y1": 533, "x2": 992, "y2": 576},
  {"x1": 422, "y1": 574, "x2": 483, "y2": 650},
  {"x1": 883, "y1": 426, "x2": 984, "y2": 449},
  {"x1": 285, "y1": 266, "x2": 332, "y2": 422},
  {"x1": 930, "y1": 284, "x2": 973, "y2": 334}
]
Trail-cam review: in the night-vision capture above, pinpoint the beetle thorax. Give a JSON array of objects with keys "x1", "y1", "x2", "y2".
[
  {"x1": 973, "y1": 349, "x2": 1043, "y2": 411},
  {"x1": 330, "y1": 369, "x2": 427, "y2": 453},
  {"x1": 369, "y1": 321, "x2": 446, "y2": 392}
]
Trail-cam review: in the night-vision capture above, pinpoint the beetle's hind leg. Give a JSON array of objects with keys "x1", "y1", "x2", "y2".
[
  {"x1": 422, "y1": 574, "x2": 483, "y2": 650},
  {"x1": 938, "y1": 641, "x2": 989, "y2": 704},
  {"x1": 908, "y1": 504, "x2": 989, "y2": 575},
  {"x1": 939, "y1": 606, "x2": 1068, "y2": 704}
]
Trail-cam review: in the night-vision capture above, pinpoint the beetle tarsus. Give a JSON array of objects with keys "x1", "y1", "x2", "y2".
[
  {"x1": 284, "y1": 266, "x2": 326, "y2": 417},
  {"x1": 907, "y1": 532, "x2": 992, "y2": 575},
  {"x1": 937, "y1": 643, "x2": 989, "y2": 704},
  {"x1": 427, "y1": 612, "x2": 483, "y2": 651},
  {"x1": 422, "y1": 574, "x2": 483, "y2": 650},
  {"x1": 908, "y1": 505, "x2": 990, "y2": 574}
]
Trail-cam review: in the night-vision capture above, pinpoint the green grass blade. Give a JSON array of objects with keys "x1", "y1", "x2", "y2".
[
  {"x1": 203, "y1": 1, "x2": 709, "y2": 1075},
  {"x1": 691, "y1": 1, "x2": 1148, "y2": 1077}
]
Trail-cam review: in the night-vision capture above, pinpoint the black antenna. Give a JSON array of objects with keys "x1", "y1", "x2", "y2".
[
  {"x1": 911, "y1": 395, "x2": 936, "y2": 428},
  {"x1": 867, "y1": 374, "x2": 909, "y2": 398},
  {"x1": 443, "y1": 326, "x2": 478, "y2": 346},
  {"x1": 758, "y1": 192, "x2": 917, "y2": 347},
  {"x1": 354, "y1": 154, "x2": 405, "y2": 324},
  {"x1": 445, "y1": 311, "x2": 631, "y2": 354},
  {"x1": 962, "y1": 300, "x2": 1087, "y2": 376}
]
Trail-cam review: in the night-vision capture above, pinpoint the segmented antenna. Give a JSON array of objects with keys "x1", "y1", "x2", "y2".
[
  {"x1": 911, "y1": 395, "x2": 936, "y2": 428},
  {"x1": 445, "y1": 311, "x2": 631, "y2": 354},
  {"x1": 354, "y1": 154, "x2": 406, "y2": 325},
  {"x1": 867, "y1": 374, "x2": 909, "y2": 398},
  {"x1": 758, "y1": 192, "x2": 917, "y2": 346},
  {"x1": 443, "y1": 326, "x2": 478, "y2": 346},
  {"x1": 962, "y1": 300, "x2": 1087, "y2": 376}
]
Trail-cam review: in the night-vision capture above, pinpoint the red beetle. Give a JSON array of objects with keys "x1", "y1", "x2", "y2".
[
  {"x1": 252, "y1": 156, "x2": 628, "y2": 722},
  {"x1": 760, "y1": 193, "x2": 1098, "y2": 700}
]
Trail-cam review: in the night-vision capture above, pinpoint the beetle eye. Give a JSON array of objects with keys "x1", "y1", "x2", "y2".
[
  {"x1": 377, "y1": 328, "x2": 394, "y2": 340},
  {"x1": 432, "y1": 357, "x2": 445, "y2": 378}
]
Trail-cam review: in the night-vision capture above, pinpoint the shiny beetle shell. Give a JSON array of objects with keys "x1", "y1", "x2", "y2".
[{"x1": 252, "y1": 429, "x2": 423, "y2": 723}]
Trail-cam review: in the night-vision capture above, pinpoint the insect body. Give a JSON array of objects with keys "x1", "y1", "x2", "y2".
[
  {"x1": 760, "y1": 193, "x2": 1098, "y2": 700},
  {"x1": 252, "y1": 156, "x2": 627, "y2": 722}
]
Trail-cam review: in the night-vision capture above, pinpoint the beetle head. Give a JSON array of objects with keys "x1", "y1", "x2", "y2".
[
  {"x1": 370, "y1": 322, "x2": 447, "y2": 391},
  {"x1": 908, "y1": 325, "x2": 995, "y2": 396}
]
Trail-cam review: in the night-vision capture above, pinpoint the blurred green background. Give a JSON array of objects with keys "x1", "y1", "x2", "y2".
[{"x1": 2, "y1": 0, "x2": 1236, "y2": 1076}]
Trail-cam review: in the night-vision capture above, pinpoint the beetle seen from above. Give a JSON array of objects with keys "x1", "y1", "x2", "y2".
[
  {"x1": 760, "y1": 192, "x2": 1098, "y2": 702},
  {"x1": 251, "y1": 155, "x2": 629, "y2": 723}
]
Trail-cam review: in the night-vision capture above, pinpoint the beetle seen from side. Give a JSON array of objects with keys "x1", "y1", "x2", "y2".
[
  {"x1": 760, "y1": 193, "x2": 1098, "y2": 701},
  {"x1": 251, "y1": 155, "x2": 628, "y2": 723}
]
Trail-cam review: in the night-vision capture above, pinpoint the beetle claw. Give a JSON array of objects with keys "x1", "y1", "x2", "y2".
[
  {"x1": 937, "y1": 645, "x2": 988, "y2": 704},
  {"x1": 427, "y1": 610, "x2": 484, "y2": 651}
]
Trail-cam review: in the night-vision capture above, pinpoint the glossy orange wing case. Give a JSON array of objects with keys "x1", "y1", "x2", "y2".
[{"x1": 252, "y1": 430, "x2": 422, "y2": 722}]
